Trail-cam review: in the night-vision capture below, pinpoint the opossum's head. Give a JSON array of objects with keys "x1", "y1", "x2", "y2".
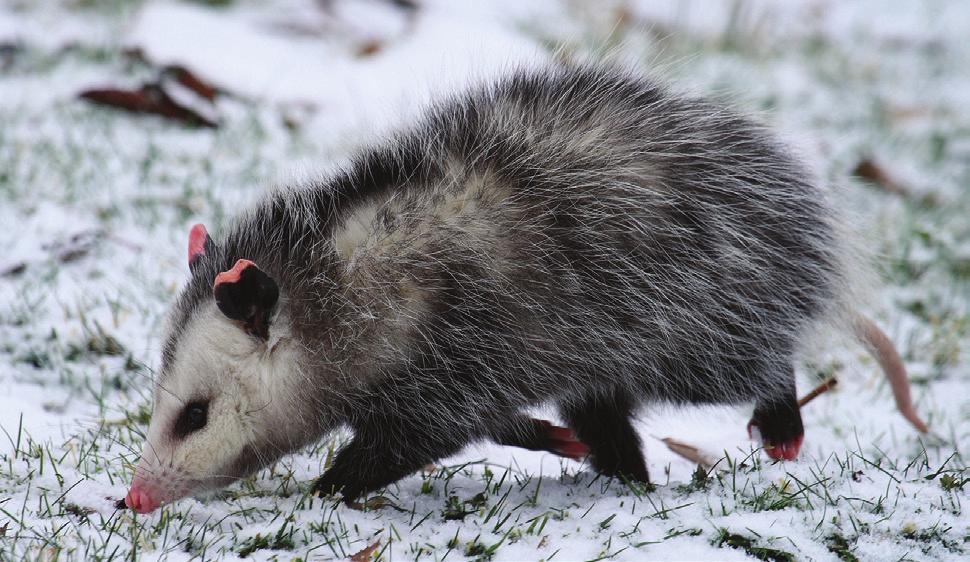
[{"x1": 125, "y1": 224, "x2": 315, "y2": 514}]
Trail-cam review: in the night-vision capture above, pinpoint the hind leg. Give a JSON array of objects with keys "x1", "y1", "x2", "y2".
[
  {"x1": 748, "y1": 370, "x2": 804, "y2": 461},
  {"x1": 562, "y1": 392, "x2": 649, "y2": 482},
  {"x1": 492, "y1": 415, "x2": 590, "y2": 460}
]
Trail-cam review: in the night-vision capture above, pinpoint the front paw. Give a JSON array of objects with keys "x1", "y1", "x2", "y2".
[
  {"x1": 311, "y1": 474, "x2": 363, "y2": 505},
  {"x1": 747, "y1": 419, "x2": 804, "y2": 461},
  {"x1": 311, "y1": 474, "x2": 344, "y2": 499}
]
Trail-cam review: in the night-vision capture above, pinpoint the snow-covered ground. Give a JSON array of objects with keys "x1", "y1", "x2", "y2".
[{"x1": 0, "y1": 1, "x2": 967, "y2": 560}]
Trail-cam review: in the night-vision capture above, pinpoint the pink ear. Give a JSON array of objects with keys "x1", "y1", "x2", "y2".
[
  {"x1": 188, "y1": 224, "x2": 209, "y2": 266},
  {"x1": 212, "y1": 259, "x2": 279, "y2": 340},
  {"x1": 214, "y1": 259, "x2": 255, "y2": 288}
]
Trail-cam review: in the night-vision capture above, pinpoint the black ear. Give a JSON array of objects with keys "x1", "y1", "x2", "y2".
[
  {"x1": 188, "y1": 223, "x2": 217, "y2": 271},
  {"x1": 213, "y1": 259, "x2": 279, "y2": 340}
]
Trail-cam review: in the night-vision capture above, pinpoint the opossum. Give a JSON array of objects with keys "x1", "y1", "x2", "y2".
[{"x1": 123, "y1": 65, "x2": 927, "y2": 514}]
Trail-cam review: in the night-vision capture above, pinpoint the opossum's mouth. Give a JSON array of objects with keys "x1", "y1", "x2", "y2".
[
  {"x1": 124, "y1": 482, "x2": 163, "y2": 514},
  {"x1": 125, "y1": 444, "x2": 271, "y2": 514},
  {"x1": 125, "y1": 477, "x2": 186, "y2": 514},
  {"x1": 124, "y1": 471, "x2": 236, "y2": 514}
]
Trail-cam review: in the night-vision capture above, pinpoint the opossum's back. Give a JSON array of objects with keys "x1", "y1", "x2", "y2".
[
  {"x1": 326, "y1": 66, "x2": 845, "y2": 403},
  {"x1": 422, "y1": 68, "x2": 842, "y2": 392}
]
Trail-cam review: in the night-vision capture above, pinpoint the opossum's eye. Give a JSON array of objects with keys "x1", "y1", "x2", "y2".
[{"x1": 173, "y1": 400, "x2": 209, "y2": 438}]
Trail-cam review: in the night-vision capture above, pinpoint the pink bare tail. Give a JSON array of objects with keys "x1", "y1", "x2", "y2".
[{"x1": 852, "y1": 315, "x2": 929, "y2": 434}]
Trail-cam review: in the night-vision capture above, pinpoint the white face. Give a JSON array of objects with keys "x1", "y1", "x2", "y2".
[{"x1": 125, "y1": 303, "x2": 306, "y2": 514}]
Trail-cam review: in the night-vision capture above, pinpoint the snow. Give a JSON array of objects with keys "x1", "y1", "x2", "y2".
[
  {"x1": 0, "y1": 4, "x2": 118, "y2": 49},
  {"x1": 1, "y1": 1, "x2": 968, "y2": 561},
  {"x1": 126, "y1": 1, "x2": 550, "y2": 137}
]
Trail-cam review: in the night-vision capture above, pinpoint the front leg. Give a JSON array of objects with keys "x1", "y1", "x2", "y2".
[
  {"x1": 312, "y1": 437, "x2": 418, "y2": 503},
  {"x1": 312, "y1": 417, "x2": 468, "y2": 503},
  {"x1": 747, "y1": 369, "x2": 804, "y2": 461}
]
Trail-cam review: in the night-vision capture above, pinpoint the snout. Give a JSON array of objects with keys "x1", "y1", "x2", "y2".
[{"x1": 125, "y1": 480, "x2": 161, "y2": 514}]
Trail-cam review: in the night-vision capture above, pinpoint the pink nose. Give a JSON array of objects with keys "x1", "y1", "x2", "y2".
[{"x1": 125, "y1": 483, "x2": 160, "y2": 514}]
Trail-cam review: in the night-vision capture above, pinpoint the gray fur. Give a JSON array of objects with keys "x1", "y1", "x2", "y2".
[{"x1": 147, "y1": 64, "x2": 850, "y2": 501}]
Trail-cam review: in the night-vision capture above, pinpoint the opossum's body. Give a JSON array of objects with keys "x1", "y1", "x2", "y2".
[{"x1": 124, "y1": 65, "x2": 917, "y2": 513}]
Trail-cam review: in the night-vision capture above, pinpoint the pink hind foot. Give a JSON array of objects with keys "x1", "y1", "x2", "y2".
[
  {"x1": 748, "y1": 421, "x2": 804, "y2": 461},
  {"x1": 536, "y1": 419, "x2": 591, "y2": 460}
]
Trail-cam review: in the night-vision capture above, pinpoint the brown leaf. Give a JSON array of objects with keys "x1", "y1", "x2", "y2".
[
  {"x1": 349, "y1": 539, "x2": 381, "y2": 562},
  {"x1": 660, "y1": 437, "x2": 717, "y2": 468},
  {"x1": 164, "y1": 65, "x2": 218, "y2": 101},
  {"x1": 1, "y1": 43, "x2": 19, "y2": 72},
  {"x1": 389, "y1": 0, "x2": 419, "y2": 11},
  {"x1": 42, "y1": 229, "x2": 105, "y2": 264},
  {"x1": 853, "y1": 158, "x2": 909, "y2": 197},
  {"x1": 1, "y1": 262, "x2": 26, "y2": 277},
  {"x1": 355, "y1": 39, "x2": 385, "y2": 58},
  {"x1": 63, "y1": 503, "x2": 95, "y2": 518},
  {"x1": 79, "y1": 82, "x2": 218, "y2": 128}
]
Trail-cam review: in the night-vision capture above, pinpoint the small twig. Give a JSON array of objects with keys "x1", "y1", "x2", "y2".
[
  {"x1": 797, "y1": 377, "x2": 838, "y2": 408},
  {"x1": 162, "y1": 65, "x2": 218, "y2": 101}
]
